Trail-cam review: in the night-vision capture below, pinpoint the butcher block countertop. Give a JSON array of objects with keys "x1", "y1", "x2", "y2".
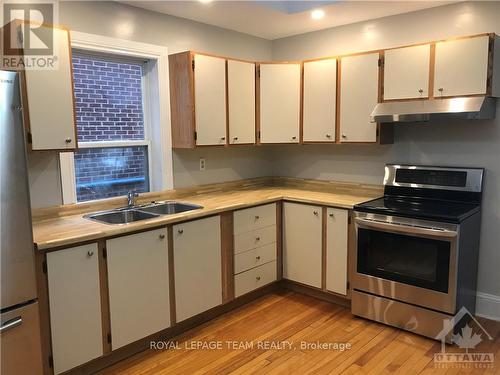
[{"x1": 32, "y1": 177, "x2": 382, "y2": 250}]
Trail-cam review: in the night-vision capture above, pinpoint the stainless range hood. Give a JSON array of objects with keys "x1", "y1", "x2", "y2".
[{"x1": 371, "y1": 96, "x2": 497, "y2": 123}]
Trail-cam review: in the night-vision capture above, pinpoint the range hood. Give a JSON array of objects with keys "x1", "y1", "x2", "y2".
[{"x1": 371, "y1": 96, "x2": 497, "y2": 123}]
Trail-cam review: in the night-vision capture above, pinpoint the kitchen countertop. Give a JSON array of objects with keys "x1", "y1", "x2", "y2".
[{"x1": 32, "y1": 178, "x2": 382, "y2": 250}]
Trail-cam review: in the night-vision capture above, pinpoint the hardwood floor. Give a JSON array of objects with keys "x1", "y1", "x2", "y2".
[{"x1": 99, "y1": 291, "x2": 500, "y2": 375}]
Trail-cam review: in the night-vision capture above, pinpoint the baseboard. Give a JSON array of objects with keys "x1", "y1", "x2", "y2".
[{"x1": 476, "y1": 292, "x2": 500, "y2": 321}]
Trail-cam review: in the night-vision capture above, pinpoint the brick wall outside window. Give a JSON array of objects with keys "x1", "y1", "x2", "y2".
[
  {"x1": 72, "y1": 54, "x2": 145, "y2": 142},
  {"x1": 72, "y1": 52, "x2": 150, "y2": 202}
]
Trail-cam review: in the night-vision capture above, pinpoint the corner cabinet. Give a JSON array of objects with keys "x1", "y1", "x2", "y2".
[
  {"x1": 339, "y1": 53, "x2": 380, "y2": 143},
  {"x1": 302, "y1": 59, "x2": 337, "y2": 143},
  {"x1": 106, "y1": 228, "x2": 170, "y2": 350},
  {"x1": 173, "y1": 216, "x2": 222, "y2": 322},
  {"x1": 259, "y1": 63, "x2": 301, "y2": 144},
  {"x1": 46, "y1": 244, "x2": 103, "y2": 375},
  {"x1": 2, "y1": 21, "x2": 78, "y2": 151}
]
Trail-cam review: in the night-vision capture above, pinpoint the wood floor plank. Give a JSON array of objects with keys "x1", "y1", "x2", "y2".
[{"x1": 98, "y1": 292, "x2": 500, "y2": 375}]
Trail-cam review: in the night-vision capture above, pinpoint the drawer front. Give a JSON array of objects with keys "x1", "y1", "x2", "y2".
[
  {"x1": 235, "y1": 261, "x2": 277, "y2": 297},
  {"x1": 234, "y1": 225, "x2": 276, "y2": 254},
  {"x1": 234, "y1": 243, "x2": 276, "y2": 274},
  {"x1": 234, "y1": 204, "x2": 276, "y2": 235}
]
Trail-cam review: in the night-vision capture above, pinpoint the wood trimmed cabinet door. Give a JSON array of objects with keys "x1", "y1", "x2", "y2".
[
  {"x1": 21, "y1": 26, "x2": 77, "y2": 151},
  {"x1": 283, "y1": 202, "x2": 322, "y2": 288},
  {"x1": 383, "y1": 44, "x2": 431, "y2": 100},
  {"x1": 46, "y1": 244, "x2": 103, "y2": 375},
  {"x1": 303, "y1": 59, "x2": 337, "y2": 142},
  {"x1": 106, "y1": 228, "x2": 170, "y2": 350},
  {"x1": 434, "y1": 35, "x2": 490, "y2": 98},
  {"x1": 339, "y1": 53, "x2": 380, "y2": 143},
  {"x1": 259, "y1": 63, "x2": 301, "y2": 144},
  {"x1": 169, "y1": 52, "x2": 227, "y2": 147},
  {"x1": 228, "y1": 59, "x2": 256, "y2": 144},
  {"x1": 173, "y1": 216, "x2": 222, "y2": 322},
  {"x1": 325, "y1": 208, "x2": 349, "y2": 295},
  {"x1": 194, "y1": 54, "x2": 227, "y2": 145}
]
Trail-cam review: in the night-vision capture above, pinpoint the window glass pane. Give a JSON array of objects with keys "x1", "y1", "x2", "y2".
[
  {"x1": 72, "y1": 53, "x2": 145, "y2": 142},
  {"x1": 75, "y1": 146, "x2": 149, "y2": 202}
]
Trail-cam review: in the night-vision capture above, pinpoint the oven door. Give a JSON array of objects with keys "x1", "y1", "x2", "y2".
[{"x1": 353, "y1": 212, "x2": 458, "y2": 314}]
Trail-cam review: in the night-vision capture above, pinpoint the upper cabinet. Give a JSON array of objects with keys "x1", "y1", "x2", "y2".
[
  {"x1": 434, "y1": 35, "x2": 491, "y2": 98},
  {"x1": 302, "y1": 59, "x2": 337, "y2": 143},
  {"x1": 1, "y1": 21, "x2": 77, "y2": 151},
  {"x1": 383, "y1": 44, "x2": 431, "y2": 100},
  {"x1": 228, "y1": 59, "x2": 256, "y2": 144},
  {"x1": 193, "y1": 54, "x2": 227, "y2": 145},
  {"x1": 339, "y1": 53, "x2": 380, "y2": 143},
  {"x1": 169, "y1": 52, "x2": 227, "y2": 148},
  {"x1": 259, "y1": 63, "x2": 301, "y2": 144}
]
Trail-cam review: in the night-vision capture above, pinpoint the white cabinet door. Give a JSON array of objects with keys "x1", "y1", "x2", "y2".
[
  {"x1": 24, "y1": 27, "x2": 76, "y2": 150},
  {"x1": 46, "y1": 244, "x2": 102, "y2": 375},
  {"x1": 326, "y1": 208, "x2": 348, "y2": 295},
  {"x1": 283, "y1": 202, "x2": 322, "y2": 288},
  {"x1": 303, "y1": 59, "x2": 337, "y2": 142},
  {"x1": 228, "y1": 60, "x2": 255, "y2": 144},
  {"x1": 194, "y1": 54, "x2": 227, "y2": 145},
  {"x1": 259, "y1": 63, "x2": 301, "y2": 143},
  {"x1": 106, "y1": 228, "x2": 170, "y2": 350},
  {"x1": 339, "y1": 53, "x2": 379, "y2": 143},
  {"x1": 173, "y1": 216, "x2": 222, "y2": 322},
  {"x1": 434, "y1": 36, "x2": 490, "y2": 97},
  {"x1": 384, "y1": 44, "x2": 431, "y2": 100}
]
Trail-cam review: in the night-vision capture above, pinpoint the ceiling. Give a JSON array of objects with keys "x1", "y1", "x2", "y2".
[{"x1": 123, "y1": 1, "x2": 455, "y2": 40}]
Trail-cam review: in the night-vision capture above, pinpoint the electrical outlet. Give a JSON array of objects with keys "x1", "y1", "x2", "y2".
[{"x1": 199, "y1": 158, "x2": 206, "y2": 171}]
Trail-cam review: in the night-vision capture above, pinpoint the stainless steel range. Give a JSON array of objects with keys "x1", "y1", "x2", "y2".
[{"x1": 351, "y1": 164, "x2": 483, "y2": 340}]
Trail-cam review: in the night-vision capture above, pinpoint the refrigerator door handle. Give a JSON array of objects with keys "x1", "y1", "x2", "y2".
[{"x1": 0, "y1": 316, "x2": 23, "y2": 333}]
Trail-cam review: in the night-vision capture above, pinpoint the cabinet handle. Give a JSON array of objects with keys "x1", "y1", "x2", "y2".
[
  {"x1": 326, "y1": 134, "x2": 332, "y2": 138},
  {"x1": 233, "y1": 137, "x2": 238, "y2": 141},
  {"x1": 255, "y1": 215, "x2": 260, "y2": 220},
  {"x1": 256, "y1": 237, "x2": 261, "y2": 241},
  {"x1": 256, "y1": 276, "x2": 261, "y2": 281},
  {"x1": 220, "y1": 137, "x2": 226, "y2": 141},
  {"x1": 87, "y1": 251, "x2": 94, "y2": 257},
  {"x1": 159, "y1": 234, "x2": 165, "y2": 240},
  {"x1": 329, "y1": 213, "x2": 334, "y2": 218},
  {"x1": 418, "y1": 88, "x2": 424, "y2": 95},
  {"x1": 292, "y1": 136, "x2": 297, "y2": 140},
  {"x1": 438, "y1": 88, "x2": 444, "y2": 95},
  {"x1": 313, "y1": 211, "x2": 319, "y2": 216},
  {"x1": 256, "y1": 256, "x2": 261, "y2": 260},
  {"x1": 65, "y1": 138, "x2": 72, "y2": 144},
  {"x1": 178, "y1": 229, "x2": 184, "y2": 234},
  {"x1": 341, "y1": 133, "x2": 347, "y2": 139}
]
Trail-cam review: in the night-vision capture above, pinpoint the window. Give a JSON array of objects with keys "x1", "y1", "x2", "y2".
[{"x1": 71, "y1": 52, "x2": 151, "y2": 202}]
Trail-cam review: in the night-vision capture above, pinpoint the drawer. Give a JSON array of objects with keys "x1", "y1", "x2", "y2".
[
  {"x1": 235, "y1": 261, "x2": 277, "y2": 297},
  {"x1": 234, "y1": 243, "x2": 276, "y2": 274},
  {"x1": 234, "y1": 225, "x2": 276, "y2": 254},
  {"x1": 234, "y1": 204, "x2": 276, "y2": 235}
]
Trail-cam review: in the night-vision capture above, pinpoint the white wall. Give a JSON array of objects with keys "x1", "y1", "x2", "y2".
[
  {"x1": 27, "y1": 0, "x2": 273, "y2": 207},
  {"x1": 271, "y1": 1, "x2": 500, "y2": 302}
]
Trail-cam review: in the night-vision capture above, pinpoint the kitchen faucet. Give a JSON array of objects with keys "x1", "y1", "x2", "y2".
[{"x1": 127, "y1": 191, "x2": 139, "y2": 207}]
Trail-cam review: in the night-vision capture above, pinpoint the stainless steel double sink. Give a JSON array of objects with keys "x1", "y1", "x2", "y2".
[{"x1": 84, "y1": 201, "x2": 203, "y2": 225}]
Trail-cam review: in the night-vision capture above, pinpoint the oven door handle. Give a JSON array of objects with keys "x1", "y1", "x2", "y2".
[{"x1": 355, "y1": 217, "x2": 458, "y2": 238}]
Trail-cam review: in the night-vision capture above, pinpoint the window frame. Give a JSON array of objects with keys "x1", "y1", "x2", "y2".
[{"x1": 60, "y1": 31, "x2": 172, "y2": 204}]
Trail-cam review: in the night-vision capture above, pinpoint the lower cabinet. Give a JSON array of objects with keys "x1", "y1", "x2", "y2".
[
  {"x1": 283, "y1": 202, "x2": 322, "y2": 288},
  {"x1": 46, "y1": 243, "x2": 103, "y2": 375},
  {"x1": 106, "y1": 228, "x2": 170, "y2": 350},
  {"x1": 326, "y1": 208, "x2": 349, "y2": 295},
  {"x1": 235, "y1": 261, "x2": 277, "y2": 297},
  {"x1": 173, "y1": 216, "x2": 222, "y2": 322}
]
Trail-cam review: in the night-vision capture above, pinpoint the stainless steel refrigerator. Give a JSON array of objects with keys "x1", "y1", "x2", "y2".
[{"x1": 1, "y1": 70, "x2": 43, "y2": 374}]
